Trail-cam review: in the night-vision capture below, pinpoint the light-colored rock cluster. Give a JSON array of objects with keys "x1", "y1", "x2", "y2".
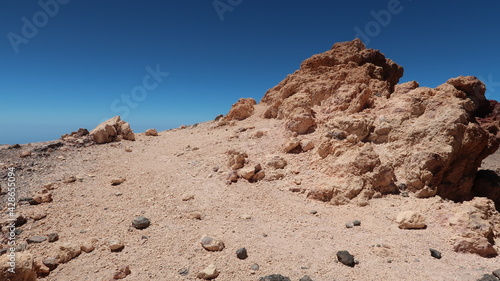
[
  {"x1": 250, "y1": 39, "x2": 500, "y2": 204},
  {"x1": 226, "y1": 98, "x2": 256, "y2": 121},
  {"x1": 90, "y1": 116, "x2": 135, "y2": 144}
]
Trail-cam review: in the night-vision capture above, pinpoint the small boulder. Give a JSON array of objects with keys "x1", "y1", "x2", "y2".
[
  {"x1": 47, "y1": 233, "x2": 59, "y2": 243},
  {"x1": 80, "y1": 240, "x2": 96, "y2": 253},
  {"x1": 396, "y1": 211, "x2": 427, "y2": 229},
  {"x1": 283, "y1": 138, "x2": 301, "y2": 153},
  {"x1": 109, "y1": 240, "x2": 125, "y2": 252},
  {"x1": 429, "y1": 248, "x2": 442, "y2": 259},
  {"x1": 258, "y1": 274, "x2": 291, "y2": 281},
  {"x1": 200, "y1": 236, "x2": 225, "y2": 251},
  {"x1": 55, "y1": 243, "x2": 81, "y2": 263},
  {"x1": 111, "y1": 178, "x2": 126, "y2": 186},
  {"x1": 33, "y1": 192, "x2": 53, "y2": 204},
  {"x1": 144, "y1": 129, "x2": 158, "y2": 136}
]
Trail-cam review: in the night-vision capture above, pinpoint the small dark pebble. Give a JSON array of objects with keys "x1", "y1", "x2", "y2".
[
  {"x1": 299, "y1": 275, "x2": 314, "y2": 281},
  {"x1": 258, "y1": 274, "x2": 291, "y2": 281},
  {"x1": 132, "y1": 216, "x2": 151, "y2": 229},
  {"x1": 336, "y1": 250, "x2": 355, "y2": 267},
  {"x1": 477, "y1": 274, "x2": 499, "y2": 281},
  {"x1": 429, "y1": 248, "x2": 442, "y2": 259},
  {"x1": 493, "y1": 269, "x2": 500, "y2": 279},
  {"x1": 9, "y1": 144, "x2": 21, "y2": 149},
  {"x1": 47, "y1": 233, "x2": 59, "y2": 243},
  {"x1": 401, "y1": 191, "x2": 409, "y2": 197},
  {"x1": 27, "y1": 236, "x2": 47, "y2": 244},
  {"x1": 353, "y1": 220, "x2": 361, "y2": 226},
  {"x1": 236, "y1": 247, "x2": 248, "y2": 260},
  {"x1": 251, "y1": 263, "x2": 260, "y2": 271},
  {"x1": 15, "y1": 215, "x2": 28, "y2": 227},
  {"x1": 178, "y1": 268, "x2": 189, "y2": 276},
  {"x1": 0, "y1": 248, "x2": 7, "y2": 256},
  {"x1": 309, "y1": 210, "x2": 317, "y2": 215}
]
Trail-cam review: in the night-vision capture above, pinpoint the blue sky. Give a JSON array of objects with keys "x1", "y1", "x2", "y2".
[{"x1": 1, "y1": 0, "x2": 500, "y2": 144}]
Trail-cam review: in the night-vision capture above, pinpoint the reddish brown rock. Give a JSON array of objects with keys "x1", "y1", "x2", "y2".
[{"x1": 226, "y1": 98, "x2": 256, "y2": 121}]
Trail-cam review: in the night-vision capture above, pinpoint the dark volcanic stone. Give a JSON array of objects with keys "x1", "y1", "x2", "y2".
[
  {"x1": 477, "y1": 274, "x2": 499, "y2": 281},
  {"x1": 236, "y1": 247, "x2": 248, "y2": 260},
  {"x1": 258, "y1": 274, "x2": 291, "y2": 281},
  {"x1": 15, "y1": 215, "x2": 28, "y2": 227},
  {"x1": 27, "y1": 236, "x2": 47, "y2": 244},
  {"x1": 132, "y1": 216, "x2": 151, "y2": 229},
  {"x1": 337, "y1": 250, "x2": 355, "y2": 267},
  {"x1": 353, "y1": 220, "x2": 361, "y2": 226},
  {"x1": 429, "y1": 248, "x2": 442, "y2": 259},
  {"x1": 19, "y1": 197, "x2": 38, "y2": 205}
]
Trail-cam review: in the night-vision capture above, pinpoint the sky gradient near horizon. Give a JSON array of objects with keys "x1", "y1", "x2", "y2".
[{"x1": 1, "y1": 0, "x2": 500, "y2": 144}]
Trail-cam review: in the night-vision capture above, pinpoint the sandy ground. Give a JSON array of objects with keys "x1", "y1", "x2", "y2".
[{"x1": 1, "y1": 109, "x2": 499, "y2": 281}]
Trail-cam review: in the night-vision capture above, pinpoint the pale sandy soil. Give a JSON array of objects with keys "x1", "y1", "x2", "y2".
[{"x1": 1, "y1": 106, "x2": 499, "y2": 281}]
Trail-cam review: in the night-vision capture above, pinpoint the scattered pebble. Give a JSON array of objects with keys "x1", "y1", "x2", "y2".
[
  {"x1": 33, "y1": 192, "x2": 53, "y2": 204},
  {"x1": 47, "y1": 233, "x2": 59, "y2": 243},
  {"x1": 200, "y1": 236, "x2": 225, "y2": 251},
  {"x1": 353, "y1": 220, "x2": 361, "y2": 226},
  {"x1": 493, "y1": 269, "x2": 500, "y2": 279},
  {"x1": 113, "y1": 265, "x2": 131, "y2": 279},
  {"x1": 179, "y1": 268, "x2": 189, "y2": 276},
  {"x1": 236, "y1": 247, "x2": 248, "y2": 260},
  {"x1": 63, "y1": 176, "x2": 77, "y2": 184},
  {"x1": 182, "y1": 194, "x2": 195, "y2": 201},
  {"x1": 345, "y1": 222, "x2": 354, "y2": 228},
  {"x1": 309, "y1": 210, "x2": 317, "y2": 215},
  {"x1": 111, "y1": 178, "x2": 126, "y2": 186},
  {"x1": 145, "y1": 128, "x2": 158, "y2": 136},
  {"x1": 259, "y1": 274, "x2": 291, "y2": 281},
  {"x1": 197, "y1": 264, "x2": 219, "y2": 280},
  {"x1": 299, "y1": 275, "x2": 314, "y2": 281},
  {"x1": 27, "y1": 236, "x2": 47, "y2": 244},
  {"x1": 109, "y1": 240, "x2": 125, "y2": 252},
  {"x1": 131, "y1": 216, "x2": 151, "y2": 230},
  {"x1": 429, "y1": 248, "x2": 442, "y2": 259},
  {"x1": 187, "y1": 212, "x2": 202, "y2": 220},
  {"x1": 240, "y1": 214, "x2": 252, "y2": 220},
  {"x1": 125, "y1": 148, "x2": 133, "y2": 152},
  {"x1": 31, "y1": 210, "x2": 47, "y2": 220},
  {"x1": 251, "y1": 263, "x2": 260, "y2": 271},
  {"x1": 81, "y1": 241, "x2": 95, "y2": 253},
  {"x1": 336, "y1": 250, "x2": 355, "y2": 267}
]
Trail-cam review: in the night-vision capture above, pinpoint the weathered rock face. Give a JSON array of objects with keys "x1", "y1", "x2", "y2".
[
  {"x1": 0, "y1": 252, "x2": 37, "y2": 281},
  {"x1": 226, "y1": 98, "x2": 256, "y2": 121},
  {"x1": 256, "y1": 39, "x2": 500, "y2": 203},
  {"x1": 89, "y1": 116, "x2": 135, "y2": 144}
]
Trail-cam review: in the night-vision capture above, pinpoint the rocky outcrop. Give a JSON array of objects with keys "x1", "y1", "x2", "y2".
[
  {"x1": 226, "y1": 98, "x2": 256, "y2": 121},
  {"x1": 89, "y1": 116, "x2": 135, "y2": 144},
  {"x1": 253, "y1": 39, "x2": 500, "y2": 203}
]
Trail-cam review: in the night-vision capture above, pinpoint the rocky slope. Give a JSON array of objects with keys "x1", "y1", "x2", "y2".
[{"x1": 1, "y1": 39, "x2": 500, "y2": 281}]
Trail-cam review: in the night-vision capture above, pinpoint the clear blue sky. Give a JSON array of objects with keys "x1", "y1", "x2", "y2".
[{"x1": 1, "y1": 0, "x2": 500, "y2": 144}]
